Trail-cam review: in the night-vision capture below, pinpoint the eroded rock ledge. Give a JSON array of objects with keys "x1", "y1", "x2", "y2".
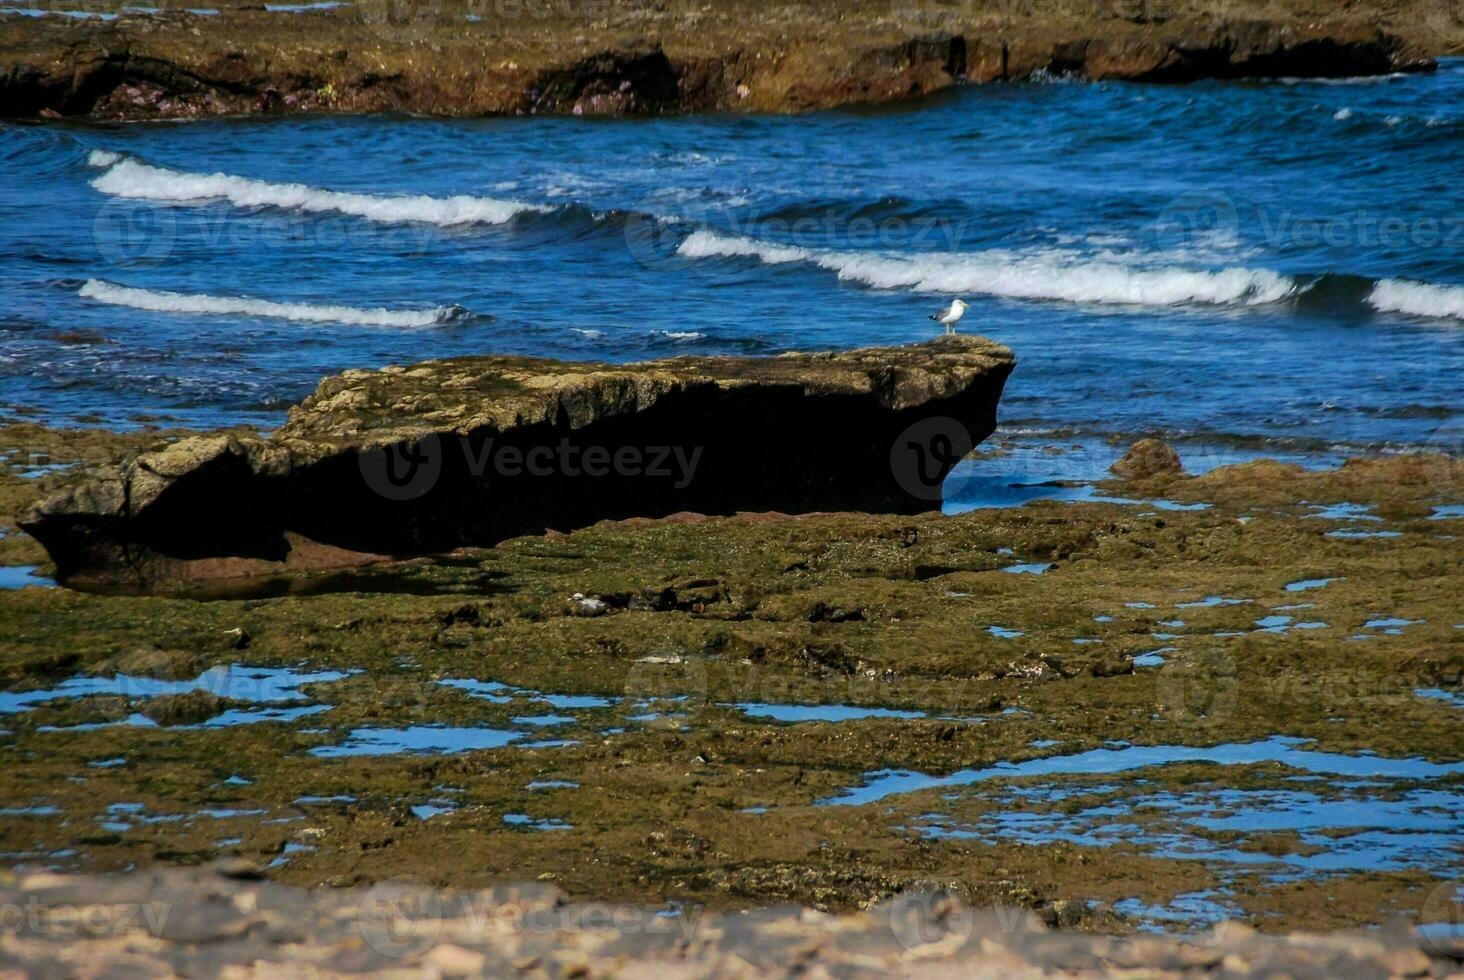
[
  {"x1": 20, "y1": 336, "x2": 1013, "y2": 590},
  {"x1": 1, "y1": 0, "x2": 1453, "y2": 120}
]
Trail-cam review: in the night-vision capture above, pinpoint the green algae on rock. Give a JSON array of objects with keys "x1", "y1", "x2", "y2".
[
  {"x1": 1, "y1": 442, "x2": 1460, "y2": 933},
  {"x1": 20, "y1": 337, "x2": 1014, "y2": 591}
]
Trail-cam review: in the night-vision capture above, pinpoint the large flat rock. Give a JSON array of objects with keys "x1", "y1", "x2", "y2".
[{"x1": 21, "y1": 336, "x2": 1014, "y2": 590}]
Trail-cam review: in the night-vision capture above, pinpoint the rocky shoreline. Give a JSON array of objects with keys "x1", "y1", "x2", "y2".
[
  {"x1": 2, "y1": 0, "x2": 1459, "y2": 120},
  {"x1": 0, "y1": 405, "x2": 1461, "y2": 940}
]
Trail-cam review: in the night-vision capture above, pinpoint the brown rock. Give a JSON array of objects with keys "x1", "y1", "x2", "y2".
[
  {"x1": 137, "y1": 690, "x2": 225, "y2": 726},
  {"x1": 21, "y1": 338, "x2": 1013, "y2": 591},
  {"x1": 1110, "y1": 439, "x2": 1183, "y2": 481},
  {"x1": 0, "y1": 0, "x2": 1448, "y2": 121},
  {"x1": 96, "y1": 647, "x2": 201, "y2": 681}
]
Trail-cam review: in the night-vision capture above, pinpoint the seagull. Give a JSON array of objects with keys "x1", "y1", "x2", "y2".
[{"x1": 929, "y1": 298, "x2": 968, "y2": 334}]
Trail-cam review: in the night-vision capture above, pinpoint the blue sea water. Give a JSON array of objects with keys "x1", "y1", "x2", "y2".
[{"x1": 1, "y1": 63, "x2": 1460, "y2": 463}]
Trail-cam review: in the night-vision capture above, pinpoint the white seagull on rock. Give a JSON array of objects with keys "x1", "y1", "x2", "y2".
[{"x1": 930, "y1": 298, "x2": 968, "y2": 334}]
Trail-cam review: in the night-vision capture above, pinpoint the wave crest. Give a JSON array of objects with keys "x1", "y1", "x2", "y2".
[
  {"x1": 89, "y1": 156, "x2": 549, "y2": 227},
  {"x1": 1368, "y1": 279, "x2": 1464, "y2": 321},
  {"x1": 78, "y1": 280, "x2": 463, "y2": 327},
  {"x1": 677, "y1": 230, "x2": 1296, "y2": 308}
]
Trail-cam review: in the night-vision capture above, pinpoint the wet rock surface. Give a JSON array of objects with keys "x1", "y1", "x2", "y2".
[
  {"x1": 18, "y1": 336, "x2": 1014, "y2": 590},
  {"x1": 0, "y1": 863, "x2": 1457, "y2": 977},
  {"x1": 1, "y1": 0, "x2": 1455, "y2": 120},
  {"x1": 1110, "y1": 438, "x2": 1184, "y2": 481}
]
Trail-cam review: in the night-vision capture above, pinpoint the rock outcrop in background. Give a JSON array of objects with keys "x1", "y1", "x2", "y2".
[{"x1": 2, "y1": 0, "x2": 1458, "y2": 119}]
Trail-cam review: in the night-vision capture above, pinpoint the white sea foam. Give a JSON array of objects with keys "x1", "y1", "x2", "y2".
[
  {"x1": 1279, "y1": 72, "x2": 1410, "y2": 86},
  {"x1": 1367, "y1": 279, "x2": 1464, "y2": 321},
  {"x1": 87, "y1": 150, "x2": 121, "y2": 168},
  {"x1": 677, "y1": 230, "x2": 1297, "y2": 308},
  {"x1": 659, "y1": 330, "x2": 705, "y2": 340},
  {"x1": 90, "y1": 157, "x2": 548, "y2": 227},
  {"x1": 79, "y1": 280, "x2": 457, "y2": 327}
]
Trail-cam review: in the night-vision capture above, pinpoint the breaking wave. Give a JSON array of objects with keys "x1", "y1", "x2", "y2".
[
  {"x1": 88, "y1": 153, "x2": 549, "y2": 226},
  {"x1": 78, "y1": 279, "x2": 468, "y2": 327},
  {"x1": 677, "y1": 230, "x2": 1297, "y2": 308},
  {"x1": 1367, "y1": 278, "x2": 1464, "y2": 321}
]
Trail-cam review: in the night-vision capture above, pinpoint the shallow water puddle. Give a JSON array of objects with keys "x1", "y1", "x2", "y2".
[
  {"x1": 1285, "y1": 577, "x2": 1341, "y2": 592},
  {"x1": 1253, "y1": 615, "x2": 1328, "y2": 634},
  {"x1": 307, "y1": 677, "x2": 960, "y2": 755},
  {"x1": 1114, "y1": 890, "x2": 1242, "y2": 932},
  {"x1": 441, "y1": 677, "x2": 615, "y2": 711},
  {"x1": 411, "y1": 802, "x2": 458, "y2": 820},
  {"x1": 1328, "y1": 529, "x2": 1402, "y2": 539},
  {"x1": 0, "y1": 565, "x2": 56, "y2": 589},
  {"x1": 0, "y1": 664, "x2": 349, "y2": 724},
  {"x1": 820, "y1": 736, "x2": 1464, "y2": 807},
  {"x1": 96, "y1": 802, "x2": 269, "y2": 835},
  {"x1": 1175, "y1": 596, "x2": 1251, "y2": 609},
  {"x1": 729, "y1": 703, "x2": 926, "y2": 723},
  {"x1": 268, "y1": 841, "x2": 316, "y2": 869},
  {"x1": 1304, "y1": 502, "x2": 1381, "y2": 522},
  {"x1": 504, "y1": 813, "x2": 572, "y2": 831},
  {"x1": 1000, "y1": 562, "x2": 1052, "y2": 575},
  {"x1": 912, "y1": 785, "x2": 1464, "y2": 876},
  {"x1": 310, "y1": 726, "x2": 524, "y2": 757},
  {"x1": 1416, "y1": 689, "x2": 1464, "y2": 710},
  {"x1": 1364, "y1": 617, "x2": 1424, "y2": 635},
  {"x1": 1132, "y1": 647, "x2": 1175, "y2": 668}
]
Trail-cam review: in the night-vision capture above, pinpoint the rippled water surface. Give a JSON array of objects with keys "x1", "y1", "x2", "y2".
[{"x1": 2, "y1": 63, "x2": 1461, "y2": 453}]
